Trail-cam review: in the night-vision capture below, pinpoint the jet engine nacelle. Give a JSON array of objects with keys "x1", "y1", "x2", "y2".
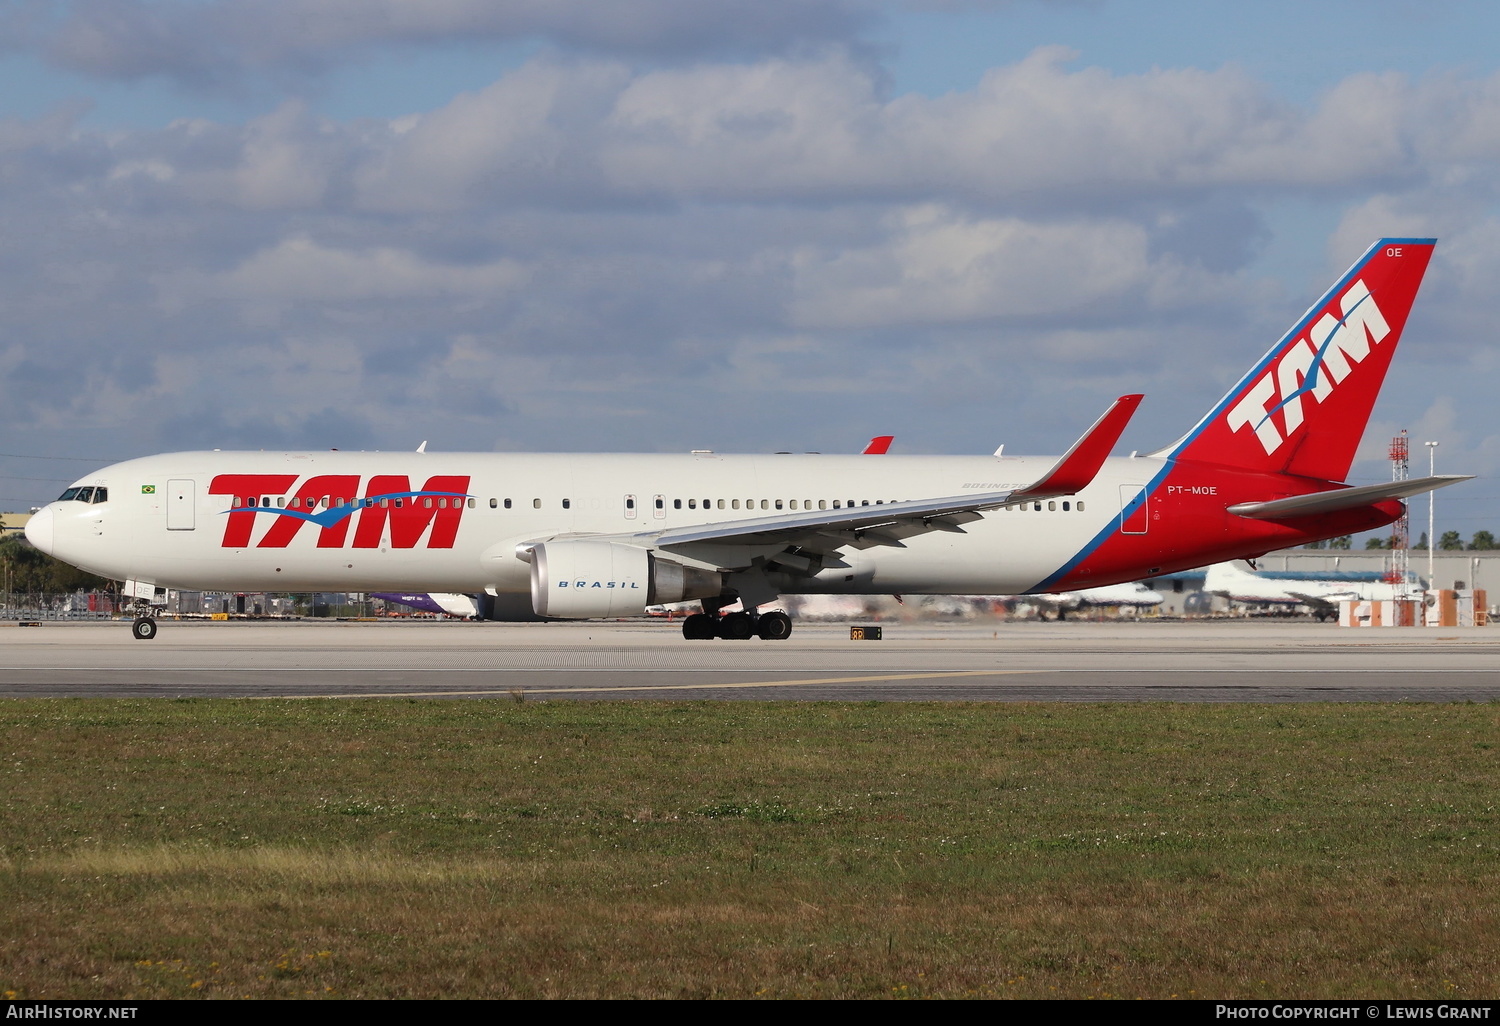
[{"x1": 530, "y1": 540, "x2": 721, "y2": 618}]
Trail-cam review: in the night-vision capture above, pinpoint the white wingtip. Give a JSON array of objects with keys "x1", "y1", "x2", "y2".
[{"x1": 416, "y1": 440, "x2": 428, "y2": 453}]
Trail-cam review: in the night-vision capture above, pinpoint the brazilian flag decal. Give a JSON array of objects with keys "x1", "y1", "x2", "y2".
[{"x1": 141, "y1": 485, "x2": 156, "y2": 494}]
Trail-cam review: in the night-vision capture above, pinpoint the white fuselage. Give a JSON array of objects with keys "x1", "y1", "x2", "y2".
[
  {"x1": 29, "y1": 449, "x2": 1168, "y2": 597},
  {"x1": 1204, "y1": 561, "x2": 1410, "y2": 605}
]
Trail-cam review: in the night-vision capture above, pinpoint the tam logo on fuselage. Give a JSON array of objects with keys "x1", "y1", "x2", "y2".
[
  {"x1": 1225, "y1": 279, "x2": 1390, "y2": 455},
  {"x1": 208, "y1": 474, "x2": 471, "y2": 549}
]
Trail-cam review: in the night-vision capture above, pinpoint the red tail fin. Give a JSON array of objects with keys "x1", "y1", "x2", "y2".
[{"x1": 1160, "y1": 239, "x2": 1435, "y2": 482}]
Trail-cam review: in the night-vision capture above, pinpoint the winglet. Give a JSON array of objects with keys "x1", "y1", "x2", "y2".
[
  {"x1": 862, "y1": 435, "x2": 894, "y2": 455},
  {"x1": 1011, "y1": 395, "x2": 1144, "y2": 498}
]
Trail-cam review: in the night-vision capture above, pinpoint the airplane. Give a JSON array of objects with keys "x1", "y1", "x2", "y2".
[
  {"x1": 1033, "y1": 581, "x2": 1165, "y2": 612},
  {"x1": 25, "y1": 238, "x2": 1472, "y2": 642},
  {"x1": 371, "y1": 592, "x2": 480, "y2": 619},
  {"x1": 1204, "y1": 560, "x2": 1417, "y2": 620}
]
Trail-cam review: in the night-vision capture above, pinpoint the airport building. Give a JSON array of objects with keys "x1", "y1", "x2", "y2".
[{"x1": 0, "y1": 512, "x2": 31, "y2": 537}]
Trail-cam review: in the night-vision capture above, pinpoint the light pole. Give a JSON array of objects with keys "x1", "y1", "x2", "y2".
[{"x1": 1426, "y1": 441, "x2": 1439, "y2": 590}]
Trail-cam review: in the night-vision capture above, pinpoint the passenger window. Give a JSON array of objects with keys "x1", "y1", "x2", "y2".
[
  {"x1": 1077, "y1": 500, "x2": 1085, "y2": 511},
  {"x1": 819, "y1": 500, "x2": 827, "y2": 510},
  {"x1": 380, "y1": 499, "x2": 390, "y2": 509},
  {"x1": 504, "y1": 498, "x2": 512, "y2": 509},
  {"x1": 467, "y1": 498, "x2": 475, "y2": 508},
  {"x1": 717, "y1": 499, "x2": 725, "y2": 509},
  {"x1": 563, "y1": 498, "x2": 571, "y2": 509},
  {"x1": 626, "y1": 497, "x2": 635, "y2": 510},
  {"x1": 776, "y1": 499, "x2": 784, "y2": 510},
  {"x1": 861, "y1": 500, "x2": 869, "y2": 507},
  {"x1": 1062, "y1": 501, "x2": 1070, "y2": 511},
  {"x1": 1048, "y1": 501, "x2": 1056, "y2": 511},
  {"x1": 760, "y1": 499, "x2": 769, "y2": 510},
  {"x1": 489, "y1": 498, "x2": 497, "y2": 509},
  {"x1": 1033, "y1": 502, "x2": 1042, "y2": 511},
  {"x1": 655, "y1": 497, "x2": 664, "y2": 510},
  {"x1": 732, "y1": 499, "x2": 740, "y2": 509},
  {"x1": 533, "y1": 498, "x2": 541, "y2": 509},
  {"x1": 424, "y1": 498, "x2": 433, "y2": 509},
  {"x1": 789, "y1": 499, "x2": 798, "y2": 510},
  {"x1": 674, "y1": 499, "x2": 682, "y2": 509},
  {"x1": 688, "y1": 499, "x2": 697, "y2": 509}
]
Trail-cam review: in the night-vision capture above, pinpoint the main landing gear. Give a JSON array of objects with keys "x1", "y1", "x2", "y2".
[{"x1": 682, "y1": 608, "x2": 793, "y2": 641}]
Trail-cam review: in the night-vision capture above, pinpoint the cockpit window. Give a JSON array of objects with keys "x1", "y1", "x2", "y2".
[
  {"x1": 58, "y1": 487, "x2": 82, "y2": 501},
  {"x1": 74, "y1": 487, "x2": 95, "y2": 503},
  {"x1": 91, "y1": 487, "x2": 107, "y2": 503}
]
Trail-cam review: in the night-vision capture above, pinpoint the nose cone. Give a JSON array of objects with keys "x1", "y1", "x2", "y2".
[{"x1": 24, "y1": 504, "x2": 55, "y2": 555}]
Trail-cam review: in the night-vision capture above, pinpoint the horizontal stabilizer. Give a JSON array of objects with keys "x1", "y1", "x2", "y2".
[
  {"x1": 1227, "y1": 474, "x2": 1472, "y2": 520},
  {"x1": 1011, "y1": 395, "x2": 1143, "y2": 498}
]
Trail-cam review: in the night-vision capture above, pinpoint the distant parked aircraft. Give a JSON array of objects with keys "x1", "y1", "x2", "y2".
[
  {"x1": 1204, "y1": 560, "x2": 1419, "y2": 620},
  {"x1": 372, "y1": 592, "x2": 478, "y2": 619}
]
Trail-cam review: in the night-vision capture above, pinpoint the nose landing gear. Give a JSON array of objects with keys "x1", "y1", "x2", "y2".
[{"x1": 131, "y1": 617, "x2": 158, "y2": 640}]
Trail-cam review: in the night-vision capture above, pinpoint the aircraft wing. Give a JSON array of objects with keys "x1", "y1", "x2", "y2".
[
  {"x1": 627, "y1": 394, "x2": 1143, "y2": 568},
  {"x1": 1228, "y1": 474, "x2": 1472, "y2": 519},
  {"x1": 1284, "y1": 591, "x2": 1347, "y2": 612}
]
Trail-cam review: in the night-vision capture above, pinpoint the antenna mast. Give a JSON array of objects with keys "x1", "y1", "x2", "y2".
[{"x1": 1386, "y1": 430, "x2": 1411, "y2": 598}]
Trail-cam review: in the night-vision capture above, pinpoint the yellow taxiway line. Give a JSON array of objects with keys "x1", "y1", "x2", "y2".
[{"x1": 264, "y1": 668, "x2": 1039, "y2": 699}]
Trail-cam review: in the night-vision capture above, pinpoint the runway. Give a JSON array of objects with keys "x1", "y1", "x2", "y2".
[{"x1": 2, "y1": 617, "x2": 1499, "y2": 700}]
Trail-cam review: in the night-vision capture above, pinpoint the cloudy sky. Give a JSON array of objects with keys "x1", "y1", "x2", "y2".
[{"x1": 2, "y1": 0, "x2": 1497, "y2": 537}]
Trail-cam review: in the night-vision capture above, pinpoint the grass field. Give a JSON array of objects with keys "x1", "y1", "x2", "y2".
[{"x1": 2, "y1": 699, "x2": 1498, "y2": 999}]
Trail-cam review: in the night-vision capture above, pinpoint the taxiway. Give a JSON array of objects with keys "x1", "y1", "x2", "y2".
[{"x1": 2, "y1": 618, "x2": 1498, "y2": 701}]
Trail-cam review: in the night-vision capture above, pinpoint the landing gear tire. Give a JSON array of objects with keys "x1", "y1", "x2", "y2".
[
  {"x1": 131, "y1": 617, "x2": 158, "y2": 641},
  {"x1": 682, "y1": 613, "x2": 718, "y2": 640},
  {"x1": 718, "y1": 611, "x2": 755, "y2": 640},
  {"x1": 756, "y1": 611, "x2": 793, "y2": 640}
]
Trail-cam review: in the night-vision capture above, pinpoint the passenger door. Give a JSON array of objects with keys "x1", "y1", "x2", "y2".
[
  {"x1": 167, "y1": 479, "x2": 195, "y2": 531},
  {"x1": 1119, "y1": 484, "x2": 1148, "y2": 535}
]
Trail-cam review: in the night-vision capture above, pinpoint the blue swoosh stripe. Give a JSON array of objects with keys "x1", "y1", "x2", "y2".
[
  {"x1": 223, "y1": 491, "x2": 471, "y2": 530},
  {"x1": 1255, "y1": 285, "x2": 1377, "y2": 431}
]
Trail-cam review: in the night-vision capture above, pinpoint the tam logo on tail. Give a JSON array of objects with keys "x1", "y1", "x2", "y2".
[
  {"x1": 1226, "y1": 277, "x2": 1390, "y2": 455},
  {"x1": 1165, "y1": 240, "x2": 1435, "y2": 483}
]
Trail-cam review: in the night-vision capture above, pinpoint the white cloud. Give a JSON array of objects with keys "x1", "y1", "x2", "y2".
[
  {"x1": 164, "y1": 236, "x2": 529, "y2": 306},
  {"x1": 4, "y1": 45, "x2": 1500, "y2": 495},
  {"x1": 792, "y1": 207, "x2": 1173, "y2": 327},
  {"x1": 35, "y1": 0, "x2": 870, "y2": 84}
]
